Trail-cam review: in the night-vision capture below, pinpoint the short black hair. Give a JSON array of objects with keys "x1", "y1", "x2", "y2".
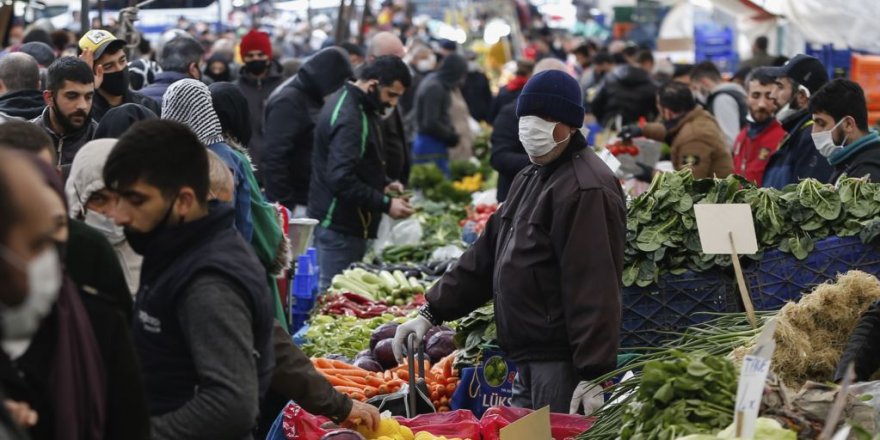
[
  {"x1": 636, "y1": 49, "x2": 654, "y2": 65},
  {"x1": 658, "y1": 81, "x2": 696, "y2": 114},
  {"x1": 690, "y1": 61, "x2": 722, "y2": 82},
  {"x1": 50, "y1": 30, "x2": 70, "y2": 52},
  {"x1": 733, "y1": 66, "x2": 751, "y2": 84},
  {"x1": 744, "y1": 67, "x2": 775, "y2": 89},
  {"x1": 338, "y1": 42, "x2": 365, "y2": 59},
  {"x1": 104, "y1": 119, "x2": 210, "y2": 204},
  {"x1": 23, "y1": 28, "x2": 50, "y2": 45},
  {"x1": 593, "y1": 51, "x2": 612, "y2": 65},
  {"x1": 359, "y1": 55, "x2": 411, "y2": 89},
  {"x1": 46, "y1": 56, "x2": 94, "y2": 93},
  {"x1": 809, "y1": 78, "x2": 869, "y2": 131},
  {"x1": 160, "y1": 36, "x2": 205, "y2": 73},
  {"x1": 0, "y1": 121, "x2": 54, "y2": 162},
  {"x1": 0, "y1": 53, "x2": 39, "y2": 92},
  {"x1": 755, "y1": 36, "x2": 769, "y2": 52},
  {"x1": 572, "y1": 44, "x2": 591, "y2": 58}
]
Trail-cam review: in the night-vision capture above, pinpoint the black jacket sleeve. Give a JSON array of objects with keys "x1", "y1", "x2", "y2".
[
  {"x1": 489, "y1": 104, "x2": 530, "y2": 179},
  {"x1": 425, "y1": 211, "x2": 498, "y2": 322},
  {"x1": 325, "y1": 103, "x2": 389, "y2": 213},
  {"x1": 269, "y1": 322, "x2": 352, "y2": 423},
  {"x1": 263, "y1": 92, "x2": 311, "y2": 209},
  {"x1": 836, "y1": 300, "x2": 880, "y2": 382},
  {"x1": 416, "y1": 82, "x2": 458, "y2": 146}
]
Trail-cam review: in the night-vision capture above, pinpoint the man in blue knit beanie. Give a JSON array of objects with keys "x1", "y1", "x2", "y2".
[{"x1": 394, "y1": 70, "x2": 627, "y2": 415}]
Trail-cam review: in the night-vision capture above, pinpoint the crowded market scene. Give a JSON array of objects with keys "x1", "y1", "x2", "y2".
[{"x1": 2, "y1": 0, "x2": 880, "y2": 438}]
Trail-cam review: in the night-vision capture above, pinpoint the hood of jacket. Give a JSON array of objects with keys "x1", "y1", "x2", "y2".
[
  {"x1": 237, "y1": 59, "x2": 283, "y2": 86},
  {"x1": 209, "y1": 82, "x2": 252, "y2": 146},
  {"x1": 435, "y1": 53, "x2": 467, "y2": 87},
  {"x1": 0, "y1": 89, "x2": 45, "y2": 119},
  {"x1": 667, "y1": 107, "x2": 723, "y2": 143},
  {"x1": 608, "y1": 64, "x2": 653, "y2": 87},
  {"x1": 162, "y1": 79, "x2": 226, "y2": 146},
  {"x1": 295, "y1": 47, "x2": 353, "y2": 101},
  {"x1": 64, "y1": 138, "x2": 118, "y2": 217},
  {"x1": 94, "y1": 103, "x2": 157, "y2": 139}
]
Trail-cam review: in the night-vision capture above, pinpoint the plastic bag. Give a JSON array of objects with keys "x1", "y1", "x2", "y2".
[
  {"x1": 430, "y1": 244, "x2": 464, "y2": 262},
  {"x1": 450, "y1": 350, "x2": 516, "y2": 418},
  {"x1": 479, "y1": 406, "x2": 595, "y2": 440},
  {"x1": 282, "y1": 403, "x2": 330, "y2": 440},
  {"x1": 373, "y1": 215, "x2": 424, "y2": 254},
  {"x1": 471, "y1": 189, "x2": 498, "y2": 207},
  {"x1": 394, "y1": 410, "x2": 481, "y2": 439}
]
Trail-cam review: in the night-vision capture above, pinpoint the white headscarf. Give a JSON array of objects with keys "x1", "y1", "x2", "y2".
[{"x1": 64, "y1": 138, "x2": 118, "y2": 218}]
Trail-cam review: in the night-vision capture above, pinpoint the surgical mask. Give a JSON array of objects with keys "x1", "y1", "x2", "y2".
[
  {"x1": 0, "y1": 245, "x2": 62, "y2": 342},
  {"x1": 416, "y1": 57, "x2": 436, "y2": 72},
  {"x1": 84, "y1": 210, "x2": 125, "y2": 244},
  {"x1": 100, "y1": 68, "x2": 131, "y2": 96},
  {"x1": 776, "y1": 85, "x2": 810, "y2": 123},
  {"x1": 811, "y1": 117, "x2": 850, "y2": 158},
  {"x1": 518, "y1": 116, "x2": 570, "y2": 161}
]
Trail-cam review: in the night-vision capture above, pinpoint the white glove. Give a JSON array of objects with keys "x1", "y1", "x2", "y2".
[
  {"x1": 391, "y1": 315, "x2": 433, "y2": 363},
  {"x1": 569, "y1": 381, "x2": 604, "y2": 415}
]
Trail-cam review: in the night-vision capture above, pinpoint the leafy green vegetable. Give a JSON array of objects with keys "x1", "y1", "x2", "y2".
[
  {"x1": 452, "y1": 304, "x2": 496, "y2": 369},
  {"x1": 301, "y1": 314, "x2": 408, "y2": 359}
]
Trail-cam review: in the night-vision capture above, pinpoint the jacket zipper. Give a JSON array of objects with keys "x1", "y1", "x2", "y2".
[{"x1": 56, "y1": 138, "x2": 64, "y2": 166}]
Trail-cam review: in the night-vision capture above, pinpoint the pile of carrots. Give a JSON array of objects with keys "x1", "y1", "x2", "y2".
[{"x1": 311, "y1": 353, "x2": 460, "y2": 413}]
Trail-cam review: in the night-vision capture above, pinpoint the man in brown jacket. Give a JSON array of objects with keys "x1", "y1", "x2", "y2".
[
  {"x1": 393, "y1": 70, "x2": 626, "y2": 415},
  {"x1": 640, "y1": 81, "x2": 733, "y2": 178}
]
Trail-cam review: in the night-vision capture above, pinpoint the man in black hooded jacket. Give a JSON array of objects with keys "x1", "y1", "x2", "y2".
[
  {"x1": 0, "y1": 53, "x2": 45, "y2": 119},
  {"x1": 590, "y1": 54, "x2": 658, "y2": 127},
  {"x1": 412, "y1": 53, "x2": 468, "y2": 174},
  {"x1": 262, "y1": 48, "x2": 353, "y2": 215}
]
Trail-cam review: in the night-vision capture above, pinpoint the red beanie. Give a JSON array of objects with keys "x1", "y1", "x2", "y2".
[{"x1": 240, "y1": 30, "x2": 272, "y2": 59}]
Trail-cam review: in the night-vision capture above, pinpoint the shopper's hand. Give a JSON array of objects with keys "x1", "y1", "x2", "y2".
[
  {"x1": 388, "y1": 197, "x2": 414, "y2": 219},
  {"x1": 569, "y1": 381, "x2": 604, "y2": 415},
  {"x1": 619, "y1": 124, "x2": 642, "y2": 141},
  {"x1": 79, "y1": 48, "x2": 104, "y2": 89},
  {"x1": 385, "y1": 181, "x2": 405, "y2": 195},
  {"x1": 343, "y1": 399, "x2": 380, "y2": 432},
  {"x1": 4, "y1": 400, "x2": 38, "y2": 428},
  {"x1": 392, "y1": 315, "x2": 432, "y2": 363}
]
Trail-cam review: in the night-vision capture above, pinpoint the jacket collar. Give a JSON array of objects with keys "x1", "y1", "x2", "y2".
[
  {"x1": 538, "y1": 130, "x2": 588, "y2": 179},
  {"x1": 746, "y1": 118, "x2": 775, "y2": 138},
  {"x1": 36, "y1": 105, "x2": 94, "y2": 140},
  {"x1": 781, "y1": 109, "x2": 810, "y2": 132},
  {"x1": 139, "y1": 205, "x2": 236, "y2": 282},
  {"x1": 828, "y1": 130, "x2": 880, "y2": 167}
]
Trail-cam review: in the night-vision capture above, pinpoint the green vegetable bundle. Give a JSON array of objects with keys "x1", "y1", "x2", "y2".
[
  {"x1": 625, "y1": 172, "x2": 880, "y2": 287},
  {"x1": 452, "y1": 304, "x2": 497, "y2": 369},
  {"x1": 618, "y1": 351, "x2": 738, "y2": 440},
  {"x1": 301, "y1": 314, "x2": 407, "y2": 359},
  {"x1": 409, "y1": 164, "x2": 472, "y2": 204},
  {"x1": 381, "y1": 242, "x2": 443, "y2": 264}
]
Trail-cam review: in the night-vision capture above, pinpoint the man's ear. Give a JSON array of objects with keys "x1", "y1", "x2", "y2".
[
  {"x1": 43, "y1": 90, "x2": 53, "y2": 106},
  {"x1": 175, "y1": 187, "x2": 199, "y2": 217}
]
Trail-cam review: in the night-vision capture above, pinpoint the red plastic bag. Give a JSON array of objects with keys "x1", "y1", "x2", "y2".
[
  {"x1": 479, "y1": 406, "x2": 595, "y2": 440},
  {"x1": 282, "y1": 403, "x2": 331, "y2": 440},
  {"x1": 394, "y1": 410, "x2": 481, "y2": 439}
]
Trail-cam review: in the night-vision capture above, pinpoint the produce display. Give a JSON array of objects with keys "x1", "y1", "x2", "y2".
[
  {"x1": 317, "y1": 292, "x2": 425, "y2": 318},
  {"x1": 451, "y1": 304, "x2": 497, "y2": 369},
  {"x1": 329, "y1": 268, "x2": 428, "y2": 305},
  {"x1": 459, "y1": 204, "x2": 497, "y2": 235},
  {"x1": 302, "y1": 314, "x2": 407, "y2": 359}
]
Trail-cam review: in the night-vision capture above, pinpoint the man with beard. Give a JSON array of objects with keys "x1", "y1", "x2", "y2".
[
  {"x1": 31, "y1": 57, "x2": 98, "y2": 169},
  {"x1": 761, "y1": 54, "x2": 834, "y2": 188},
  {"x1": 731, "y1": 68, "x2": 786, "y2": 186},
  {"x1": 77, "y1": 30, "x2": 160, "y2": 122}
]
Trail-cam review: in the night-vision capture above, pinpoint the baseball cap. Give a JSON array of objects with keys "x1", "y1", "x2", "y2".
[
  {"x1": 78, "y1": 29, "x2": 126, "y2": 59},
  {"x1": 765, "y1": 54, "x2": 829, "y2": 94}
]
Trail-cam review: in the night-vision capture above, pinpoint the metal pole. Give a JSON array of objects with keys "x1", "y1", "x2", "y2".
[{"x1": 81, "y1": 0, "x2": 89, "y2": 32}]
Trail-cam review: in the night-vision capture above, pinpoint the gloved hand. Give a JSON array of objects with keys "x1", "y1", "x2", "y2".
[
  {"x1": 619, "y1": 124, "x2": 643, "y2": 141},
  {"x1": 569, "y1": 381, "x2": 604, "y2": 415},
  {"x1": 392, "y1": 315, "x2": 433, "y2": 363}
]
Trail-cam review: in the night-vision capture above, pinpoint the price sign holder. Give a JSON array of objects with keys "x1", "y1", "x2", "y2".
[
  {"x1": 694, "y1": 204, "x2": 759, "y2": 328},
  {"x1": 733, "y1": 318, "x2": 777, "y2": 438},
  {"x1": 820, "y1": 363, "x2": 856, "y2": 440},
  {"x1": 500, "y1": 406, "x2": 551, "y2": 440}
]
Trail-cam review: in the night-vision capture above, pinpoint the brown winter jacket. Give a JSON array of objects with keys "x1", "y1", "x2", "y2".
[
  {"x1": 425, "y1": 133, "x2": 626, "y2": 381},
  {"x1": 643, "y1": 107, "x2": 733, "y2": 179}
]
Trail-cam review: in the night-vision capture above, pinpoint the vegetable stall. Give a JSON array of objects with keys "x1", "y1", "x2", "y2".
[{"x1": 280, "y1": 158, "x2": 880, "y2": 439}]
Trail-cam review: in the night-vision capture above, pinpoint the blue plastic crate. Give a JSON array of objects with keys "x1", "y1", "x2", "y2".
[
  {"x1": 290, "y1": 294, "x2": 315, "y2": 314},
  {"x1": 290, "y1": 312, "x2": 310, "y2": 334},
  {"x1": 622, "y1": 269, "x2": 740, "y2": 348},
  {"x1": 292, "y1": 324, "x2": 309, "y2": 346},
  {"x1": 744, "y1": 236, "x2": 880, "y2": 311}
]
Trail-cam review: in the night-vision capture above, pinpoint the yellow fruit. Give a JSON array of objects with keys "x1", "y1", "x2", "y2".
[{"x1": 400, "y1": 426, "x2": 415, "y2": 440}]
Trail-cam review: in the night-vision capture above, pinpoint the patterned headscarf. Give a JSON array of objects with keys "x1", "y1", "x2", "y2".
[{"x1": 161, "y1": 79, "x2": 226, "y2": 146}]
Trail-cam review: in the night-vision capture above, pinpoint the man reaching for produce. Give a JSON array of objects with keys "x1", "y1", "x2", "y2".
[{"x1": 393, "y1": 70, "x2": 626, "y2": 415}]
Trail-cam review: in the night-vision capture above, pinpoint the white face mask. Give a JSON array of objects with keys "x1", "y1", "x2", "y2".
[
  {"x1": 416, "y1": 57, "x2": 436, "y2": 72},
  {"x1": 776, "y1": 85, "x2": 810, "y2": 122},
  {"x1": 84, "y1": 209, "x2": 126, "y2": 244},
  {"x1": 518, "y1": 115, "x2": 570, "y2": 161},
  {"x1": 811, "y1": 117, "x2": 850, "y2": 158},
  {"x1": 0, "y1": 246, "x2": 62, "y2": 342}
]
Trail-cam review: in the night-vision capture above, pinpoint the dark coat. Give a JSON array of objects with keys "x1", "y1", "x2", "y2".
[
  {"x1": 234, "y1": 61, "x2": 285, "y2": 168},
  {"x1": 308, "y1": 83, "x2": 390, "y2": 239},
  {"x1": 139, "y1": 71, "x2": 190, "y2": 108},
  {"x1": 263, "y1": 49, "x2": 352, "y2": 209},
  {"x1": 0, "y1": 89, "x2": 45, "y2": 120},
  {"x1": 66, "y1": 219, "x2": 133, "y2": 320},
  {"x1": 93, "y1": 103, "x2": 158, "y2": 139},
  {"x1": 426, "y1": 133, "x2": 626, "y2": 381},
  {"x1": 91, "y1": 88, "x2": 161, "y2": 122},
  {"x1": 837, "y1": 300, "x2": 880, "y2": 382},
  {"x1": 590, "y1": 64, "x2": 658, "y2": 127},
  {"x1": 414, "y1": 54, "x2": 468, "y2": 146},
  {"x1": 762, "y1": 110, "x2": 835, "y2": 189},
  {"x1": 461, "y1": 69, "x2": 493, "y2": 123},
  {"x1": 829, "y1": 134, "x2": 880, "y2": 183},
  {"x1": 489, "y1": 101, "x2": 530, "y2": 202}
]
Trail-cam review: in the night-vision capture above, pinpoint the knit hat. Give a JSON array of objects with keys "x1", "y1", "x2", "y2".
[
  {"x1": 515, "y1": 70, "x2": 584, "y2": 128},
  {"x1": 162, "y1": 79, "x2": 225, "y2": 146},
  {"x1": 18, "y1": 41, "x2": 55, "y2": 66},
  {"x1": 240, "y1": 30, "x2": 272, "y2": 59}
]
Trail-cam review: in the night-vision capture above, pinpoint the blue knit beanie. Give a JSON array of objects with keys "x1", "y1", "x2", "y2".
[{"x1": 515, "y1": 70, "x2": 584, "y2": 128}]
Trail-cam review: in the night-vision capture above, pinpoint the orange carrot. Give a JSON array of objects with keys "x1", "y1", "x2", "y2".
[
  {"x1": 313, "y1": 358, "x2": 333, "y2": 369},
  {"x1": 351, "y1": 392, "x2": 366, "y2": 401},
  {"x1": 320, "y1": 368, "x2": 369, "y2": 377},
  {"x1": 333, "y1": 386, "x2": 363, "y2": 394},
  {"x1": 326, "y1": 375, "x2": 363, "y2": 388},
  {"x1": 363, "y1": 386, "x2": 378, "y2": 398},
  {"x1": 365, "y1": 375, "x2": 385, "y2": 387},
  {"x1": 330, "y1": 359, "x2": 361, "y2": 370}
]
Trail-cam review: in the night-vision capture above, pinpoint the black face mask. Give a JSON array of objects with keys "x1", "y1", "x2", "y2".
[
  {"x1": 245, "y1": 60, "x2": 269, "y2": 76},
  {"x1": 100, "y1": 68, "x2": 130, "y2": 97},
  {"x1": 124, "y1": 198, "x2": 178, "y2": 255}
]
